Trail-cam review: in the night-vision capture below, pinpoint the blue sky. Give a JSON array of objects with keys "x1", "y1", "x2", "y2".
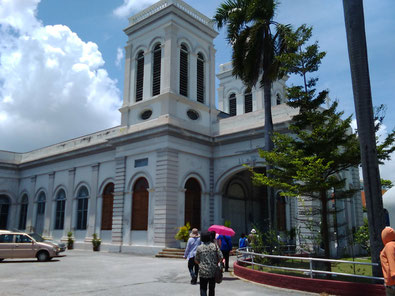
[{"x1": 0, "y1": 0, "x2": 394, "y2": 181}]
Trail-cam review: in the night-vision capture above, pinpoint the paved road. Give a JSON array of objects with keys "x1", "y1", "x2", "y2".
[{"x1": 0, "y1": 250, "x2": 318, "y2": 296}]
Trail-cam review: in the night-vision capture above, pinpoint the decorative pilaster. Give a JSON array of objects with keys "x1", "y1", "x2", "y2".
[
  {"x1": 112, "y1": 157, "x2": 126, "y2": 246},
  {"x1": 25, "y1": 176, "x2": 36, "y2": 233},
  {"x1": 154, "y1": 149, "x2": 179, "y2": 246},
  {"x1": 163, "y1": 23, "x2": 178, "y2": 94},
  {"x1": 209, "y1": 157, "x2": 215, "y2": 225},
  {"x1": 86, "y1": 163, "x2": 99, "y2": 240},
  {"x1": 43, "y1": 172, "x2": 55, "y2": 237},
  {"x1": 63, "y1": 168, "x2": 75, "y2": 237}
]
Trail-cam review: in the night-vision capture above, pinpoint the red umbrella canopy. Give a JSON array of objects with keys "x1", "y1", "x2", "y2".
[{"x1": 208, "y1": 225, "x2": 235, "y2": 237}]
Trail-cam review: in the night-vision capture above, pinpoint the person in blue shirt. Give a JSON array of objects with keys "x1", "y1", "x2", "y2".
[
  {"x1": 239, "y1": 233, "x2": 248, "y2": 249},
  {"x1": 217, "y1": 234, "x2": 232, "y2": 272},
  {"x1": 184, "y1": 228, "x2": 201, "y2": 284}
]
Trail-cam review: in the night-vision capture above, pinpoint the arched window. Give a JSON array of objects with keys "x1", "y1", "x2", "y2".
[
  {"x1": 55, "y1": 189, "x2": 66, "y2": 230},
  {"x1": 179, "y1": 44, "x2": 189, "y2": 97},
  {"x1": 18, "y1": 194, "x2": 29, "y2": 230},
  {"x1": 185, "y1": 178, "x2": 201, "y2": 229},
  {"x1": 276, "y1": 193, "x2": 286, "y2": 231},
  {"x1": 132, "y1": 178, "x2": 149, "y2": 230},
  {"x1": 197, "y1": 52, "x2": 205, "y2": 103},
  {"x1": 76, "y1": 186, "x2": 89, "y2": 230},
  {"x1": 152, "y1": 44, "x2": 161, "y2": 96},
  {"x1": 135, "y1": 50, "x2": 144, "y2": 102},
  {"x1": 35, "y1": 192, "x2": 46, "y2": 234},
  {"x1": 101, "y1": 183, "x2": 114, "y2": 230},
  {"x1": 244, "y1": 88, "x2": 252, "y2": 113},
  {"x1": 229, "y1": 93, "x2": 236, "y2": 116},
  {"x1": 276, "y1": 93, "x2": 281, "y2": 105},
  {"x1": 0, "y1": 195, "x2": 10, "y2": 229}
]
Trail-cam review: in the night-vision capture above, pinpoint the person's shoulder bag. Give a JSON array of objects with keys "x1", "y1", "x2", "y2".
[{"x1": 214, "y1": 244, "x2": 223, "y2": 284}]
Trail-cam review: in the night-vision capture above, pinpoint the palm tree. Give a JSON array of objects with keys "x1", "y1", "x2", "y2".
[
  {"x1": 343, "y1": 0, "x2": 385, "y2": 277},
  {"x1": 214, "y1": 0, "x2": 293, "y2": 227}
]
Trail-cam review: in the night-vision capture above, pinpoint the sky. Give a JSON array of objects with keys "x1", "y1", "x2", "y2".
[{"x1": 0, "y1": 0, "x2": 394, "y2": 182}]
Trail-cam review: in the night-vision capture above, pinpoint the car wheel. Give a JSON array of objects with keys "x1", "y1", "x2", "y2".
[
  {"x1": 37, "y1": 251, "x2": 49, "y2": 262},
  {"x1": 0, "y1": 258, "x2": 4, "y2": 262}
]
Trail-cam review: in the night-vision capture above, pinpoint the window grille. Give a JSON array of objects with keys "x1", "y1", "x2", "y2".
[
  {"x1": 18, "y1": 194, "x2": 28, "y2": 230},
  {"x1": 135, "y1": 51, "x2": 144, "y2": 102},
  {"x1": 0, "y1": 195, "x2": 9, "y2": 229},
  {"x1": 179, "y1": 44, "x2": 188, "y2": 97},
  {"x1": 197, "y1": 53, "x2": 204, "y2": 103},
  {"x1": 229, "y1": 93, "x2": 236, "y2": 116},
  {"x1": 76, "y1": 186, "x2": 89, "y2": 230},
  {"x1": 37, "y1": 192, "x2": 46, "y2": 215},
  {"x1": 152, "y1": 44, "x2": 161, "y2": 96},
  {"x1": 55, "y1": 190, "x2": 66, "y2": 230},
  {"x1": 244, "y1": 89, "x2": 252, "y2": 113}
]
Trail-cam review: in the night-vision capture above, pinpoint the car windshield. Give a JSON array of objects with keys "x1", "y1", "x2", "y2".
[{"x1": 29, "y1": 233, "x2": 44, "y2": 242}]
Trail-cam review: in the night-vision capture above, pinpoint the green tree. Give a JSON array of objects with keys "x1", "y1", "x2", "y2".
[
  {"x1": 343, "y1": 0, "x2": 386, "y2": 277},
  {"x1": 354, "y1": 218, "x2": 370, "y2": 254},
  {"x1": 252, "y1": 26, "x2": 360, "y2": 260},
  {"x1": 252, "y1": 25, "x2": 395, "y2": 263},
  {"x1": 214, "y1": 0, "x2": 295, "y2": 227},
  {"x1": 381, "y1": 179, "x2": 393, "y2": 190}
]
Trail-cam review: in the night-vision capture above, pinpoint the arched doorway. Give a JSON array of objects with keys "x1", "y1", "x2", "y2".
[
  {"x1": 224, "y1": 180, "x2": 247, "y2": 236},
  {"x1": 184, "y1": 178, "x2": 201, "y2": 229},
  {"x1": 222, "y1": 169, "x2": 268, "y2": 238},
  {"x1": 101, "y1": 183, "x2": 114, "y2": 230},
  {"x1": 0, "y1": 195, "x2": 10, "y2": 229},
  {"x1": 35, "y1": 192, "x2": 46, "y2": 234},
  {"x1": 132, "y1": 178, "x2": 149, "y2": 230}
]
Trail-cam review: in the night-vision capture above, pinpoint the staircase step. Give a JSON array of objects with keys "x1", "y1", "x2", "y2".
[{"x1": 155, "y1": 248, "x2": 185, "y2": 259}]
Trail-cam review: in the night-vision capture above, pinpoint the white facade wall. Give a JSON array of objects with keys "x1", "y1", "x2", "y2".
[{"x1": 0, "y1": 0, "x2": 363, "y2": 256}]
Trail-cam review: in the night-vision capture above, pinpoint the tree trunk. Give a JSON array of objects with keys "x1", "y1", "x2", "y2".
[
  {"x1": 263, "y1": 79, "x2": 275, "y2": 229},
  {"x1": 343, "y1": 0, "x2": 385, "y2": 277}
]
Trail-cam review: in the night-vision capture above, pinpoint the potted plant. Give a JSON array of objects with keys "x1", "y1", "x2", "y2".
[
  {"x1": 175, "y1": 222, "x2": 190, "y2": 248},
  {"x1": 67, "y1": 231, "x2": 74, "y2": 250},
  {"x1": 92, "y1": 233, "x2": 101, "y2": 251}
]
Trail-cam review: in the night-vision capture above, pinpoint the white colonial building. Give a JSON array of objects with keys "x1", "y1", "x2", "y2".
[{"x1": 0, "y1": 0, "x2": 363, "y2": 256}]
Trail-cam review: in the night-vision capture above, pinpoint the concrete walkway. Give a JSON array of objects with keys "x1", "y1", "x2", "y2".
[{"x1": 0, "y1": 250, "x2": 318, "y2": 296}]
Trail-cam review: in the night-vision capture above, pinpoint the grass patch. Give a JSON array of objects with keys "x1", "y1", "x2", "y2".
[{"x1": 244, "y1": 256, "x2": 375, "y2": 284}]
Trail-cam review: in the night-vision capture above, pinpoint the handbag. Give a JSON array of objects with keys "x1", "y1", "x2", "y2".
[{"x1": 214, "y1": 244, "x2": 223, "y2": 284}]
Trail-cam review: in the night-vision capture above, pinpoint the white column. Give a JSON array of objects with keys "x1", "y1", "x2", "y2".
[
  {"x1": 190, "y1": 52, "x2": 197, "y2": 102},
  {"x1": 163, "y1": 23, "x2": 178, "y2": 94},
  {"x1": 201, "y1": 191, "x2": 210, "y2": 230},
  {"x1": 85, "y1": 163, "x2": 99, "y2": 240},
  {"x1": 217, "y1": 86, "x2": 224, "y2": 111},
  {"x1": 143, "y1": 50, "x2": 151, "y2": 100},
  {"x1": 208, "y1": 45, "x2": 216, "y2": 109},
  {"x1": 63, "y1": 168, "x2": 75, "y2": 239},
  {"x1": 25, "y1": 176, "x2": 36, "y2": 233},
  {"x1": 43, "y1": 172, "x2": 55, "y2": 238},
  {"x1": 122, "y1": 43, "x2": 133, "y2": 107},
  {"x1": 147, "y1": 188, "x2": 155, "y2": 246},
  {"x1": 236, "y1": 93, "x2": 243, "y2": 116}
]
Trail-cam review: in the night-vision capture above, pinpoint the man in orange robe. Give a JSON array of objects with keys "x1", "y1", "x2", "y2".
[{"x1": 381, "y1": 227, "x2": 395, "y2": 295}]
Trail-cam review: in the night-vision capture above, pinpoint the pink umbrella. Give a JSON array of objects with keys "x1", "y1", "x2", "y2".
[{"x1": 208, "y1": 225, "x2": 235, "y2": 237}]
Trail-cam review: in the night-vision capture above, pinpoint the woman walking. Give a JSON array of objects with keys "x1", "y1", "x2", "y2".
[
  {"x1": 183, "y1": 228, "x2": 201, "y2": 285},
  {"x1": 195, "y1": 231, "x2": 223, "y2": 296}
]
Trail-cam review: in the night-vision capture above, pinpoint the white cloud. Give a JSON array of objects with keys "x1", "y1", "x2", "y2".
[
  {"x1": 0, "y1": 0, "x2": 121, "y2": 152},
  {"x1": 115, "y1": 47, "x2": 124, "y2": 67},
  {"x1": 113, "y1": 0, "x2": 157, "y2": 18}
]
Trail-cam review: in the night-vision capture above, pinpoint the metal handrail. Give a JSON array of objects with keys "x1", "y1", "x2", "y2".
[{"x1": 236, "y1": 248, "x2": 384, "y2": 282}]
